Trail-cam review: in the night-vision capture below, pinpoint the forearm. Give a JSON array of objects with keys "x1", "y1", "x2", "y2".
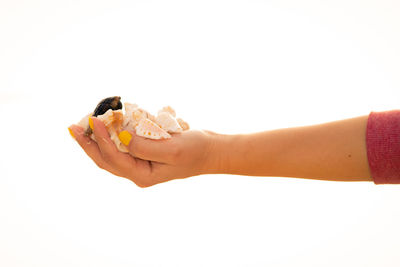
[{"x1": 208, "y1": 116, "x2": 372, "y2": 182}]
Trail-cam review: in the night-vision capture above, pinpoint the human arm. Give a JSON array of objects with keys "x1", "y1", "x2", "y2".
[
  {"x1": 69, "y1": 114, "x2": 375, "y2": 187},
  {"x1": 210, "y1": 115, "x2": 372, "y2": 181}
]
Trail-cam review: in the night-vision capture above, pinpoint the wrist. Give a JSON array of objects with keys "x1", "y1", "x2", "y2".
[{"x1": 202, "y1": 131, "x2": 239, "y2": 174}]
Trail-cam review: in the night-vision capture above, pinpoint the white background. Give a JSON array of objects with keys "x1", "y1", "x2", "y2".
[{"x1": 1, "y1": 0, "x2": 400, "y2": 266}]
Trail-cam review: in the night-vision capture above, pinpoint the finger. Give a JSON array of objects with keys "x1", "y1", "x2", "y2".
[
  {"x1": 70, "y1": 124, "x2": 156, "y2": 186},
  {"x1": 90, "y1": 117, "x2": 140, "y2": 170},
  {"x1": 119, "y1": 130, "x2": 179, "y2": 163},
  {"x1": 69, "y1": 125, "x2": 122, "y2": 176}
]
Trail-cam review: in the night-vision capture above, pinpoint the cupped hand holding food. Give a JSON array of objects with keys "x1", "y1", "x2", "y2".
[{"x1": 69, "y1": 117, "x2": 221, "y2": 187}]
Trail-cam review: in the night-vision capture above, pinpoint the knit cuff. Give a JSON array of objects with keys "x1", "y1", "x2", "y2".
[{"x1": 366, "y1": 110, "x2": 400, "y2": 184}]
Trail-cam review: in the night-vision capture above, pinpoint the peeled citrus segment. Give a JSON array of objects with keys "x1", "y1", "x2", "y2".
[{"x1": 135, "y1": 118, "x2": 171, "y2": 139}]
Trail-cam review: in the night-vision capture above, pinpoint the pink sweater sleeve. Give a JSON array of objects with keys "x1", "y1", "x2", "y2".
[{"x1": 366, "y1": 110, "x2": 400, "y2": 184}]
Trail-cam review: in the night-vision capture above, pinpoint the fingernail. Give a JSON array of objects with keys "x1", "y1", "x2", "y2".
[
  {"x1": 68, "y1": 127, "x2": 75, "y2": 139},
  {"x1": 89, "y1": 117, "x2": 94, "y2": 130},
  {"x1": 118, "y1": 130, "x2": 132, "y2": 146}
]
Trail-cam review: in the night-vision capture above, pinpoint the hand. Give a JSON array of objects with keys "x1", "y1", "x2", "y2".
[{"x1": 69, "y1": 117, "x2": 219, "y2": 187}]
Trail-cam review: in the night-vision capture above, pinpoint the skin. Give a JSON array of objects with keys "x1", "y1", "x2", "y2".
[{"x1": 68, "y1": 115, "x2": 372, "y2": 187}]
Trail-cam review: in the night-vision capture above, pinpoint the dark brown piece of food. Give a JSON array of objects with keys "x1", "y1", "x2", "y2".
[{"x1": 85, "y1": 96, "x2": 123, "y2": 136}]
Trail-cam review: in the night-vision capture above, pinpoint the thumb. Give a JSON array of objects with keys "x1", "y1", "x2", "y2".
[{"x1": 118, "y1": 130, "x2": 178, "y2": 163}]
